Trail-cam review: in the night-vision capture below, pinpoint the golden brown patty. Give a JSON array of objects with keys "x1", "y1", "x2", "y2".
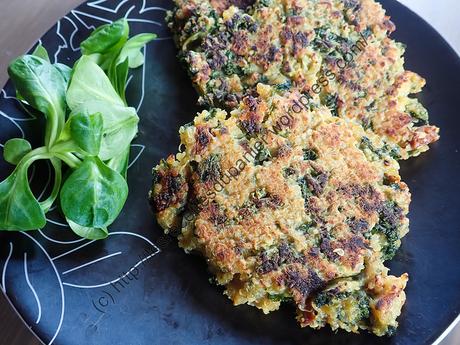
[
  {"x1": 167, "y1": 0, "x2": 439, "y2": 159},
  {"x1": 149, "y1": 84, "x2": 410, "y2": 335}
]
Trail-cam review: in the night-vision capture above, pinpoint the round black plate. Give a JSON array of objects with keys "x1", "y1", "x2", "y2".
[{"x1": 1, "y1": 1, "x2": 459, "y2": 344}]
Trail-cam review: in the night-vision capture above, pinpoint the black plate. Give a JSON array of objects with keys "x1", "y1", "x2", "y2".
[{"x1": 1, "y1": 1, "x2": 459, "y2": 344}]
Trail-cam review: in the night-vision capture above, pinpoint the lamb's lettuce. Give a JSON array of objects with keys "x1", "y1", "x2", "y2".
[{"x1": 0, "y1": 19, "x2": 156, "y2": 239}]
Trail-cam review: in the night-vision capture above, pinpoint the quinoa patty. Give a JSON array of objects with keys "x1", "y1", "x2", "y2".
[
  {"x1": 149, "y1": 84, "x2": 410, "y2": 335},
  {"x1": 167, "y1": 0, "x2": 439, "y2": 159}
]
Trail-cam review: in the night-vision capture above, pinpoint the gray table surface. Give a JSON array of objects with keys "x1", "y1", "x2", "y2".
[{"x1": 0, "y1": 1, "x2": 458, "y2": 344}]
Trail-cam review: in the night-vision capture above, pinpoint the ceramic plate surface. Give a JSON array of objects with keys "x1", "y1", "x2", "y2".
[{"x1": 0, "y1": 1, "x2": 459, "y2": 344}]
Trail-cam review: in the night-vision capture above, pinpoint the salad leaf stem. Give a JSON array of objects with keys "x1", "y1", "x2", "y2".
[
  {"x1": 39, "y1": 158, "x2": 62, "y2": 212},
  {"x1": 53, "y1": 152, "x2": 81, "y2": 169}
]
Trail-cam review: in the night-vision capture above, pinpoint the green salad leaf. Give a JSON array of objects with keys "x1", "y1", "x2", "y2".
[
  {"x1": 81, "y1": 18, "x2": 129, "y2": 56},
  {"x1": 8, "y1": 55, "x2": 67, "y2": 147},
  {"x1": 66, "y1": 56, "x2": 124, "y2": 109},
  {"x1": 69, "y1": 112, "x2": 103, "y2": 155},
  {"x1": 111, "y1": 57, "x2": 130, "y2": 102},
  {"x1": 0, "y1": 168, "x2": 46, "y2": 231},
  {"x1": 70, "y1": 100, "x2": 138, "y2": 160},
  {"x1": 0, "y1": 147, "x2": 52, "y2": 230},
  {"x1": 54, "y1": 63, "x2": 72, "y2": 86},
  {"x1": 80, "y1": 20, "x2": 156, "y2": 102},
  {"x1": 106, "y1": 146, "x2": 130, "y2": 179},
  {"x1": 3, "y1": 138, "x2": 32, "y2": 165},
  {"x1": 67, "y1": 219, "x2": 109, "y2": 240},
  {"x1": 0, "y1": 19, "x2": 156, "y2": 239},
  {"x1": 60, "y1": 156, "x2": 128, "y2": 228},
  {"x1": 117, "y1": 33, "x2": 157, "y2": 68},
  {"x1": 32, "y1": 44, "x2": 50, "y2": 62}
]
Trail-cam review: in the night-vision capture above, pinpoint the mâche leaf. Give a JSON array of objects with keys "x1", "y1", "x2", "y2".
[
  {"x1": 67, "y1": 219, "x2": 109, "y2": 240},
  {"x1": 0, "y1": 169, "x2": 46, "y2": 230},
  {"x1": 117, "y1": 33, "x2": 157, "y2": 68},
  {"x1": 8, "y1": 55, "x2": 67, "y2": 147},
  {"x1": 70, "y1": 100, "x2": 138, "y2": 161},
  {"x1": 60, "y1": 156, "x2": 128, "y2": 228},
  {"x1": 82, "y1": 27, "x2": 157, "y2": 102},
  {"x1": 81, "y1": 18, "x2": 129, "y2": 55},
  {"x1": 111, "y1": 57, "x2": 129, "y2": 103},
  {"x1": 54, "y1": 62, "x2": 72, "y2": 86},
  {"x1": 31, "y1": 44, "x2": 71, "y2": 86},
  {"x1": 69, "y1": 112, "x2": 103, "y2": 155},
  {"x1": 0, "y1": 148, "x2": 51, "y2": 230},
  {"x1": 3, "y1": 138, "x2": 32, "y2": 165},
  {"x1": 32, "y1": 44, "x2": 50, "y2": 62},
  {"x1": 1, "y1": 18, "x2": 156, "y2": 239},
  {"x1": 66, "y1": 56, "x2": 124, "y2": 110},
  {"x1": 106, "y1": 146, "x2": 130, "y2": 179}
]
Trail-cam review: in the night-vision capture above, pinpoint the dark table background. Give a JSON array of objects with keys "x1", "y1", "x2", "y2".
[{"x1": 0, "y1": 1, "x2": 458, "y2": 345}]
